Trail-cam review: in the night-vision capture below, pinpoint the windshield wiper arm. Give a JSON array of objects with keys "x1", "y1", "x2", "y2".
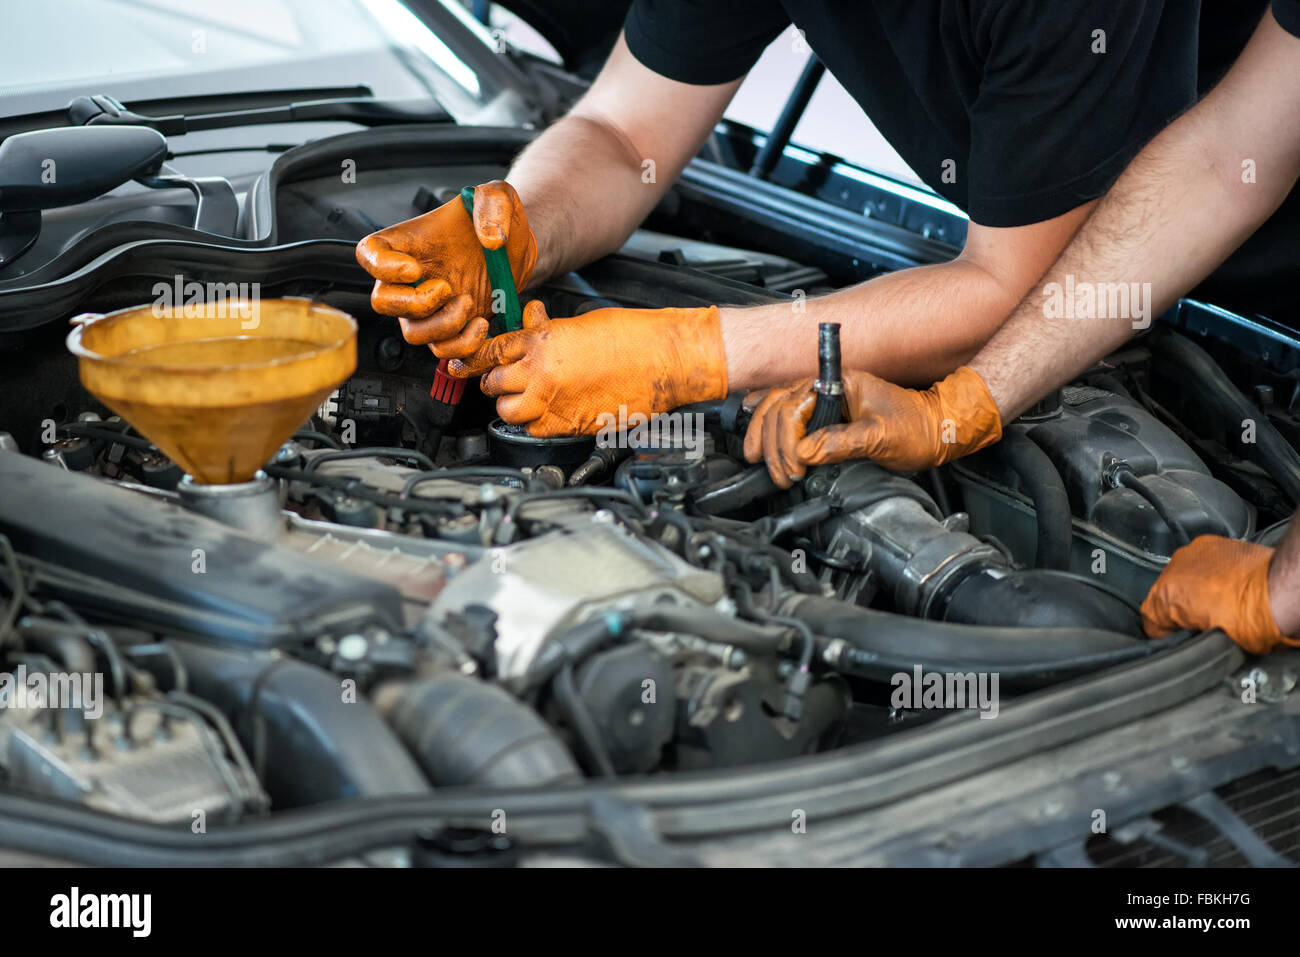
[{"x1": 67, "y1": 92, "x2": 450, "y2": 136}]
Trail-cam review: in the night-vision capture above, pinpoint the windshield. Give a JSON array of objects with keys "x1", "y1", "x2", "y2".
[{"x1": 0, "y1": 0, "x2": 501, "y2": 121}]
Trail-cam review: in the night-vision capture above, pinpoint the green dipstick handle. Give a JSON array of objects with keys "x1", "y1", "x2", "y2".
[{"x1": 460, "y1": 186, "x2": 522, "y2": 335}]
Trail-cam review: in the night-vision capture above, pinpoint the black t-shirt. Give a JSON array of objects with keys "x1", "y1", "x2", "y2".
[
  {"x1": 1275, "y1": 0, "x2": 1300, "y2": 35},
  {"x1": 625, "y1": 0, "x2": 1198, "y2": 227}
]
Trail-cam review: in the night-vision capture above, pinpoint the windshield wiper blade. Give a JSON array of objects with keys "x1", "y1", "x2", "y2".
[{"x1": 66, "y1": 92, "x2": 450, "y2": 136}]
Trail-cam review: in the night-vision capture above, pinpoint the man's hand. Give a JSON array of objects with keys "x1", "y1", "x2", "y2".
[
  {"x1": 448, "y1": 300, "x2": 728, "y2": 437},
  {"x1": 1141, "y1": 536, "x2": 1298, "y2": 654},
  {"x1": 355, "y1": 180, "x2": 537, "y2": 358},
  {"x1": 742, "y1": 366, "x2": 1003, "y2": 487}
]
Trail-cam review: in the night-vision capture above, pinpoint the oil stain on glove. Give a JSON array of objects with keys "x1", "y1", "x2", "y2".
[
  {"x1": 356, "y1": 180, "x2": 537, "y2": 359},
  {"x1": 744, "y1": 365, "x2": 1003, "y2": 487},
  {"x1": 1141, "y1": 536, "x2": 1296, "y2": 654},
  {"x1": 448, "y1": 300, "x2": 728, "y2": 437}
]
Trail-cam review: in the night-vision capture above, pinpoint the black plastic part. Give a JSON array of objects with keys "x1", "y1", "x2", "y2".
[
  {"x1": 169, "y1": 641, "x2": 429, "y2": 807},
  {"x1": 135, "y1": 171, "x2": 239, "y2": 235},
  {"x1": 0, "y1": 451, "x2": 403, "y2": 646},
  {"x1": 1148, "y1": 327, "x2": 1300, "y2": 504},
  {"x1": 671, "y1": 392, "x2": 753, "y2": 434},
  {"x1": 0, "y1": 126, "x2": 166, "y2": 213},
  {"x1": 379, "y1": 673, "x2": 581, "y2": 788},
  {"x1": 968, "y1": 383, "x2": 1253, "y2": 556},
  {"x1": 1110, "y1": 461, "x2": 1194, "y2": 548},
  {"x1": 0, "y1": 211, "x2": 39, "y2": 268},
  {"x1": 575, "y1": 644, "x2": 676, "y2": 775},
  {"x1": 487, "y1": 418, "x2": 596, "y2": 471}
]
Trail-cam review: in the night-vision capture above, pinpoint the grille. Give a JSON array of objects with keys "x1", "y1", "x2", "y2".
[{"x1": 1083, "y1": 767, "x2": 1300, "y2": 867}]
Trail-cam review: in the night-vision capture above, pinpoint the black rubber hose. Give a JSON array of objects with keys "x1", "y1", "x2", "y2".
[
  {"x1": 57, "y1": 423, "x2": 156, "y2": 452},
  {"x1": 1149, "y1": 328, "x2": 1300, "y2": 504},
  {"x1": 374, "y1": 673, "x2": 581, "y2": 788},
  {"x1": 265, "y1": 464, "x2": 463, "y2": 517},
  {"x1": 168, "y1": 641, "x2": 429, "y2": 807},
  {"x1": 805, "y1": 322, "x2": 845, "y2": 433},
  {"x1": 292, "y1": 430, "x2": 344, "y2": 450},
  {"x1": 636, "y1": 606, "x2": 788, "y2": 652},
  {"x1": 1115, "y1": 468, "x2": 1194, "y2": 548},
  {"x1": 785, "y1": 594, "x2": 1152, "y2": 688},
  {"x1": 990, "y1": 431, "x2": 1072, "y2": 570},
  {"x1": 552, "y1": 663, "x2": 617, "y2": 778},
  {"x1": 646, "y1": 506, "x2": 695, "y2": 556},
  {"x1": 689, "y1": 464, "x2": 783, "y2": 515},
  {"x1": 13, "y1": 617, "x2": 96, "y2": 674},
  {"x1": 521, "y1": 607, "x2": 787, "y2": 692},
  {"x1": 941, "y1": 568, "x2": 1140, "y2": 634},
  {"x1": 505, "y1": 487, "x2": 647, "y2": 526}
]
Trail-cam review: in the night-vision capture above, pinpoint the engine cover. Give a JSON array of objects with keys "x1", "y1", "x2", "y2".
[
  {"x1": 955, "y1": 385, "x2": 1252, "y2": 593},
  {"x1": 427, "y1": 521, "x2": 725, "y2": 682}
]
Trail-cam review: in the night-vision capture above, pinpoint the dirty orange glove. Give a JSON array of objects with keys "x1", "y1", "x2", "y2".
[
  {"x1": 1141, "y1": 536, "x2": 1297, "y2": 654},
  {"x1": 355, "y1": 180, "x2": 537, "y2": 359},
  {"x1": 448, "y1": 300, "x2": 728, "y2": 437},
  {"x1": 743, "y1": 365, "x2": 1003, "y2": 488}
]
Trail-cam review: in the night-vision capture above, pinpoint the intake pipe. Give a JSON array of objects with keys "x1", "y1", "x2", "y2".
[
  {"x1": 169, "y1": 641, "x2": 430, "y2": 807},
  {"x1": 816, "y1": 463, "x2": 1138, "y2": 634},
  {"x1": 373, "y1": 673, "x2": 581, "y2": 789}
]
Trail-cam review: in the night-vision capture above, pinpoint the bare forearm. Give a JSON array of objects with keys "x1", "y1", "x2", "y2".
[
  {"x1": 505, "y1": 33, "x2": 741, "y2": 288},
  {"x1": 719, "y1": 257, "x2": 1022, "y2": 389},
  {"x1": 1269, "y1": 519, "x2": 1300, "y2": 635},
  {"x1": 508, "y1": 113, "x2": 669, "y2": 283},
  {"x1": 971, "y1": 14, "x2": 1300, "y2": 421}
]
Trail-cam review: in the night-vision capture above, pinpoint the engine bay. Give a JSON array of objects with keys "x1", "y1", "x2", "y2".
[{"x1": 0, "y1": 122, "x2": 1297, "y2": 861}]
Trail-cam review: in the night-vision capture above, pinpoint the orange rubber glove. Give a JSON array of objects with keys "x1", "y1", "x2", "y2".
[
  {"x1": 355, "y1": 180, "x2": 537, "y2": 359},
  {"x1": 448, "y1": 300, "x2": 728, "y2": 437},
  {"x1": 743, "y1": 365, "x2": 1003, "y2": 488},
  {"x1": 1141, "y1": 536, "x2": 1297, "y2": 654}
]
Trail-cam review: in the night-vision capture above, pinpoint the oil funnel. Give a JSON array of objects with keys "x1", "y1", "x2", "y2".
[{"x1": 68, "y1": 297, "x2": 356, "y2": 484}]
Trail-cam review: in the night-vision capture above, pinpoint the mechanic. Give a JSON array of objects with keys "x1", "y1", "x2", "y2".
[
  {"x1": 744, "y1": 1, "x2": 1300, "y2": 653},
  {"x1": 357, "y1": 0, "x2": 1211, "y2": 436}
]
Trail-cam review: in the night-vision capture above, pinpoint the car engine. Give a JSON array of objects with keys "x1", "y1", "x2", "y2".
[{"x1": 0, "y1": 122, "x2": 1296, "y2": 863}]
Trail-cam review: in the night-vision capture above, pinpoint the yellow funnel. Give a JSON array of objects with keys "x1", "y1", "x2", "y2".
[{"x1": 68, "y1": 297, "x2": 357, "y2": 484}]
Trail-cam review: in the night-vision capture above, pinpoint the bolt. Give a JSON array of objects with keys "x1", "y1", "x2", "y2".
[{"x1": 337, "y1": 634, "x2": 368, "y2": 661}]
